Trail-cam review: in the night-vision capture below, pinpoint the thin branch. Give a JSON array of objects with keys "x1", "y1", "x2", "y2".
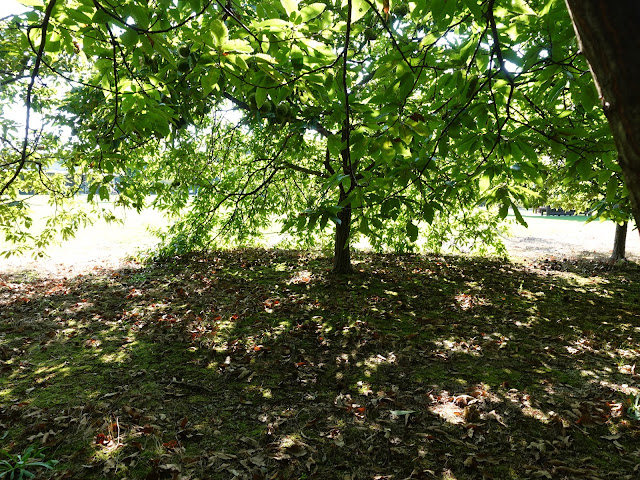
[
  {"x1": 340, "y1": 0, "x2": 355, "y2": 191},
  {"x1": 362, "y1": 0, "x2": 413, "y2": 72},
  {"x1": 0, "y1": 0, "x2": 57, "y2": 198},
  {"x1": 487, "y1": 0, "x2": 514, "y2": 85},
  {"x1": 279, "y1": 161, "x2": 328, "y2": 178}
]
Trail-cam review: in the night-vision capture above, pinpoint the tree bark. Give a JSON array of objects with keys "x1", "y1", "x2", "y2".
[
  {"x1": 610, "y1": 221, "x2": 628, "y2": 262},
  {"x1": 331, "y1": 1, "x2": 354, "y2": 275},
  {"x1": 332, "y1": 195, "x2": 353, "y2": 274},
  {"x1": 565, "y1": 1, "x2": 640, "y2": 231}
]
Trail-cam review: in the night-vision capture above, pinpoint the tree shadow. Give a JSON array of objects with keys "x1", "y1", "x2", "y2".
[{"x1": 1, "y1": 250, "x2": 639, "y2": 479}]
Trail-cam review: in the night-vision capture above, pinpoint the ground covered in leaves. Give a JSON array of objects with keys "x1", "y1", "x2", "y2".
[{"x1": 1, "y1": 249, "x2": 640, "y2": 480}]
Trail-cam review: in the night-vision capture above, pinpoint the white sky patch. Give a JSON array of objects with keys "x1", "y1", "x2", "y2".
[
  {"x1": 0, "y1": 0, "x2": 27, "y2": 18},
  {"x1": 1, "y1": 0, "x2": 35, "y2": 128}
]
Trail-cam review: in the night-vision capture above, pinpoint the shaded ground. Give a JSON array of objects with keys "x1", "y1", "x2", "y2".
[{"x1": 1, "y1": 250, "x2": 640, "y2": 479}]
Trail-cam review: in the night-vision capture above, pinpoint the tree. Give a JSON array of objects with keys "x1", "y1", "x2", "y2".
[
  {"x1": 611, "y1": 220, "x2": 628, "y2": 262},
  {"x1": 0, "y1": 0, "x2": 630, "y2": 269},
  {"x1": 564, "y1": 1, "x2": 640, "y2": 229}
]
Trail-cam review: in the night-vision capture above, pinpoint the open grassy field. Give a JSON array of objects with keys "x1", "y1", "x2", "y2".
[{"x1": 504, "y1": 210, "x2": 640, "y2": 262}]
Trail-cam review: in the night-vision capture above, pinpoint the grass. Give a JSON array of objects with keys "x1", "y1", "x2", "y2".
[{"x1": 1, "y1": 249, "x2": 640, "y2": 479}]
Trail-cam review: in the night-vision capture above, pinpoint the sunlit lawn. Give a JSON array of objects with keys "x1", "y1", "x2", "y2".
[{"x1": 1, "y1": 196, "x2": 639, "y2": 270}]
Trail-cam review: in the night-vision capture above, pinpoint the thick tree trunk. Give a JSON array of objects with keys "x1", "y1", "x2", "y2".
[
  {"x1": 565, "y1": 1, "x2": 640, "y2": 232},
  {"x1": 610, "y1": 221, "x2": 628, "y2": 262},
  {"x1": 332, "y1": 200, "x2": 353, "y2": 274}
]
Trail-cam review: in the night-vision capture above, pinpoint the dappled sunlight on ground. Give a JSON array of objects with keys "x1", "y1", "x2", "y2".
[{"x1": 1, "y1": 250, "x2": 640, "y2": 479}]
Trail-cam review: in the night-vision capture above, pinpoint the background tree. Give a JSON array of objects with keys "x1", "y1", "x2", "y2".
[
  {"x1": 565, "y1": 1, "x2": 640, "y2": 229},
  {"x1": 0, "y1": 9, "x2": 119, "y2": 257}
]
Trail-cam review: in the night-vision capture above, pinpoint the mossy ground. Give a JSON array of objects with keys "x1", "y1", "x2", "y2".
[{"x1": 1, "y1": 249, "x2": 640, "y2": 479}]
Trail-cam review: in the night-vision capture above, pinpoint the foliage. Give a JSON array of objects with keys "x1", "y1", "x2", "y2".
[
  {"x1": 0, "y1": 0, "x2": 625, "y2": 268},
  {"x1": 628, "y1": 393, "x2": 640, "y2": 421},
  {"x1": 0, "y1": 12, "x2": 121, "y2": 257},
  {"x1": 0, "y1": 444, "x2": 58, "y2": 479}
]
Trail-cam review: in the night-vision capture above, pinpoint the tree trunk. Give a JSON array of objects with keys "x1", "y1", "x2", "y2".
[
  {"x1": 332, "y1": 199, "x2": 353, "y2": 274},
  {"x1": 565, "y1": 1, "x2": 640, "y2": 232},
  {"x1": 610, "y1": 221, "x2": 628, "y2": 262}
]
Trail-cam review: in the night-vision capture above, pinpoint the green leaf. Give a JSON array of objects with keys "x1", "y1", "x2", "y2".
[
  {"x1": 539, "y1": 0, "x2": 558, "y2": 16},
  {"x1": 44, "y1": 35, "x2": 61, "y2": 53},
  {"x1": 211, "y1": 19, "x2": 229, "y2": 47},
  {"x1": 150, "y1": 34, "x2": 176, "y2": 67},
  {"x1": 510, "y1": 0, "x2": 536, "y2": 15},
  {"x1": 17, "y1": 0, "x2": 44, "y2": 6},
  {"x1": 395, "y1": 72, "x2": 415, "y2": 101},
  {"x1": 499, "y1": 200, "x2": 510, "y2": 218},
  {"x1": 300, "y1": 3, "x2": 326, "y2": 22},
  {"x1": 120, "y1": 29, "x2": 139, "y2": 48},
  {"x1": 255, "y1": 88, "x2": 268, "y2": 109},
  {"x1": 349, "y1": 0, "x2": 370, "y2": 23},
  {"x1": 423, "y1": 203, "x2": 435, "y2": 224},
  {"x1": 129, "y1": 5, "x2": 150, "y2": 29},
  {"x1": 575, "y1": 158, "x2": 592, "y2": 180},
  {"x1": 438, "y1": 135, "x2": 449, "y2": 159},
  {"x1": 65, "y1": 9, "x2": 93, "y2": 24},
  {"x1": 390, "y1": 410, "x2": 416, "y2": 416},
  {"x1": 222, "y1": 39, "x2": 253, "y2": 53},
  {"x1": 319, "y1": 212, "x2": 330, "y2": 230},
  {"x1": 406, "y1": 220, "x2": 419, "y2": 242},
  {"x1": 431, "y1": 0, "x2": 448, "y2": 28},
  {"x1": 281, "y1": 0, "x2": 299, "y2": 17},
  {"x1": 463, "y1": 0, "x2": 483, "y2": 18},
  {"x1": 512, "y1": 203, "x2": 528, "y2": 227},
  {"x1": 547, "y1": 81, "x2": 565, "y2": 103},
  {"x1": 257, "y1": 19, "x2": 290, "y2": 32},
  {"x1": 606, "y1": 176, "x2": 618, "y2": 202},
  {"x1": 479, "y1": 173, "x2": 491, "y2": 192},
  {"x1": 98, "y1": 185, "x2": 110, "y2": 201}
]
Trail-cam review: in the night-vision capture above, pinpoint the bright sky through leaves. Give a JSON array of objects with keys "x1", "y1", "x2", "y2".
[{"x1": 0, "y1": 0, "x2": 26, "y2": 18}]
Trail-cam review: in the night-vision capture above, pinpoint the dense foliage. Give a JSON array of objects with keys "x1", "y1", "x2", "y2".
[{"x1": 0, "y1": 0, "x2": 630, "y2": 268}]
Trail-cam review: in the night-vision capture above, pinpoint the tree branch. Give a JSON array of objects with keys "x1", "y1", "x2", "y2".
[
  {"x1": 279, "y1": 161, "x2": 328, "y2": 178},
  {"x1": 487, "y1": 0, "x2": 514, "y2": 85},
  {"x1": 340, "y1": 0, "x2": 355, "y2": 192},
  {"x1": 0, "y1": 0, "x2": 57, "y2": 198}
]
